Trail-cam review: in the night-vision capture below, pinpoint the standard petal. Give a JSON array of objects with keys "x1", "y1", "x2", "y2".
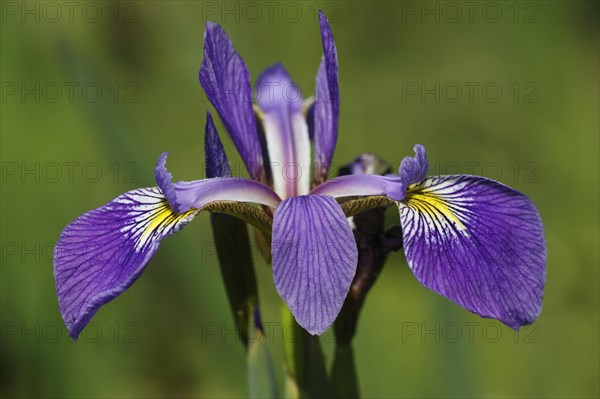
[
  {"x1": 156, "y1": 153, "x2": 281, "y2": 213},
  {"x1": 199, "y1": 22, "x2": 264, "y2": 180},
  {"x1": 256, "y1": 64, "x2": 311, "y2": 198},
  {"x1": 399, "y1": 175, "x2": 546, "y2": 329},
  {"x1": 54, "y1": 187, "x2": 197, "y2": 339},
  {"x1": 272, "y1": 195, "x2": 358, "y2": 335},
  {"x1": 313, "y1": 11, "x2": 340, "y2": 183},
  {"x1": 398, "y1": 144, "x2": 428, "y2": 187},
  {"x1": 310, "y1": 174, "x2": 405, "y2": 201}
]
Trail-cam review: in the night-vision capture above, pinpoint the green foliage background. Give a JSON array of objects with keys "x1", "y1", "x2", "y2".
[{"x1": 1, "y1": 1, "x2": 598, "y2": 397}]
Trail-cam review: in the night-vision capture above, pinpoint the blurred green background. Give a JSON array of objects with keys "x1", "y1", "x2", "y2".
[{"x1": 1, "y1": 1, "x2": 598, "y2": 398}]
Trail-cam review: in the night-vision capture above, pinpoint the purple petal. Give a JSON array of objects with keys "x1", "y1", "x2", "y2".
[
  {"x1": 398, "y1": 144, "x2": 428, "y2": 187},
  {"x1": 272, "y1": 195, "x2": 358, "y2": 335},
  {"x1": 399, "y1": 175, "x2": 546, "y2": 329},
  {"x1": 313, "y1": 11, "x2": 340, "y2": 183},
  {"x1": 257, "y1": 64, "x2": 303, "y2": 114},
  {"x1": 199, "y1": 22, "x2": 263, "y2": 180},
  {"x1": 156, "y1": 153, "x2": 280, "y2": 213},
  {"x1": 155, "y1": 152, "x2": 178, "y2": 207},
  {"x1": 204, "y1": 111, "x2": 231, "y2": 178},
  {"x1": 310, "y1": 174, "x2": 405, "y2": 201},
  {"x1": 54, "y1": 188, "x2": 198, "y2": 340},
  {"x1": 256, "y1": 64, "x2": 311, "y2": 199}
]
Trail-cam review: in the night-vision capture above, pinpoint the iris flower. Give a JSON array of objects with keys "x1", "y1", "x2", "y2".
[{"x1": 54, "y1": 12, "x2": 546, "y2": 339}]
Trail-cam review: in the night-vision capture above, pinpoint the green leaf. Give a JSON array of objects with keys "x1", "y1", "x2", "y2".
[
  {"x1": 282, "y1": 367, "x2": 300, "y2": 399},
  {"x1": 247, "y1": 310, "x2": 278, "y2": 399},
  {"x1": 210, "y1": 212, "x2": 258, "y2": 346},
  {"x1": 331, "y1": 344, "x2": 360, "y2": 399},
  {"x1": 282, "y1": 306, "x2": 330, "y2": 398}
]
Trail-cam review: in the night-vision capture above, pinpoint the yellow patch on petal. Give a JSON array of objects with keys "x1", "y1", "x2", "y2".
[
  {"x1": 134, "y1": 201, "x2": 197, "y2": 251},
  {"x1": 402, "y1": 188, "x2": 467, "y2": 232},
  {"x1": 143, "y1": 204, "x2": 195, "y2": 236}
]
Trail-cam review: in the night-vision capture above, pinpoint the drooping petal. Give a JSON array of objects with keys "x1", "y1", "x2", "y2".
[
  {"x1": 310, "y1": 174, "x2": 405, "y2": 201},
  {"x1": 54, "y1": 187, "x2": 197, "y2": 340},
  {"x1": 199, "y1": 22, "x2": 263, "y2": 180},
  {"x1": 204, "y1": 111, "x2": 231, "y2": 178},
  {"x1": 256, "y1": 64, "x2": 311, "y2": 198},
  {"x1": 272, "y1": 195, "x2": 358, "y2": 335},
  {"x1": 399, "y1": 175, "x2": 546, "y2": 329},
  {"x1": 156, "y1": 153, "x2": 280, "y2": 213},
  {"x1": 398, "y1": 144, "x2": 428, "y2": 187},
  {"x1": 313, "y1": 11, "x2": 340, "y2": 183}
]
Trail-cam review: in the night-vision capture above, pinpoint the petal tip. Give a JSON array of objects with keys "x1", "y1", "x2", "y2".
[
  {"x1": 305, "y1": 326, "x2": 328, "y2": 336},
  {"x1": 318, "y1": 9, "x2": 330, "y2": 28},
  {"x1": 155, "y1": 153, "x2": 181, "y2": 212},
  {"x1": 413, "y1": 144, "x2": 426, "y2": 155},
  {"x1": 204, "y1": 21, "x2": 221, "y2": 33},
  {"x1": 398, "y1": 144, "x2": 429, "y2": 186}
]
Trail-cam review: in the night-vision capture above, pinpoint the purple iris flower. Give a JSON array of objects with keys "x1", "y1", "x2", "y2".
[{"x1": 53, "y1": 12, "x2": 546, "y2": 339}]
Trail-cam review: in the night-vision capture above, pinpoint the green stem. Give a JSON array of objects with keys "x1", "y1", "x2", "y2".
[
  {"x1": 331, "y1": 343, "x2": 360, "y2": 399},
  {"x1": 282, "y1": 306, "x2": 330, "y2": 398}
]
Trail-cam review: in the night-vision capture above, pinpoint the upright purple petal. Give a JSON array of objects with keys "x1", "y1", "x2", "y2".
[
  {"x1": 398, "y1": 144, "x2": 428, "y2": 187},
  {"x1": 156, "y1": 153, "x2": 280, "y2": 213},
  {"x1": 204, "y1": 111, "x2": 231, "y2": 178},
  {"x1": 199, "y1": 22, "x2": 263, "y2": 180},
  {"x1": 399, "y1": 175, "x2": 546, "y2": 329},
  {"x1": 54, "y1": 188, "x2": 198, "y2": 339},
  {"x1": 272, "y1": 195, "x2": 358, "y2": 335},
  {"x1": 256, "y1": 64, "x2": 311, "y2": 199},
  {"x1": 313, "y1": 11, "x2": 340, "y2": 183},
  {"x1": 257, "y1": 64, "x2": 303, "y2": 114}
]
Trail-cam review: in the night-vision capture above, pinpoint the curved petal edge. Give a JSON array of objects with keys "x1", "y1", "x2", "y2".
[
  {"x1": 155, "y1": 153, "x2": 281, "y2": 213},
  {"x1": 313, "y1": 11, "x2": 340, "y2": 183},
  {"x1": 54, "y1": 187, "x2": 197, "y2": 340},
  {"x1": 399, "y1": 175, "x2": 547, "y2": 329},
  {"x1": 272, "y1": 195, "x2": 358, "y2": 335},
  {"x1": 199, "y1": 22, "x2": 264, "y2": 180}
]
